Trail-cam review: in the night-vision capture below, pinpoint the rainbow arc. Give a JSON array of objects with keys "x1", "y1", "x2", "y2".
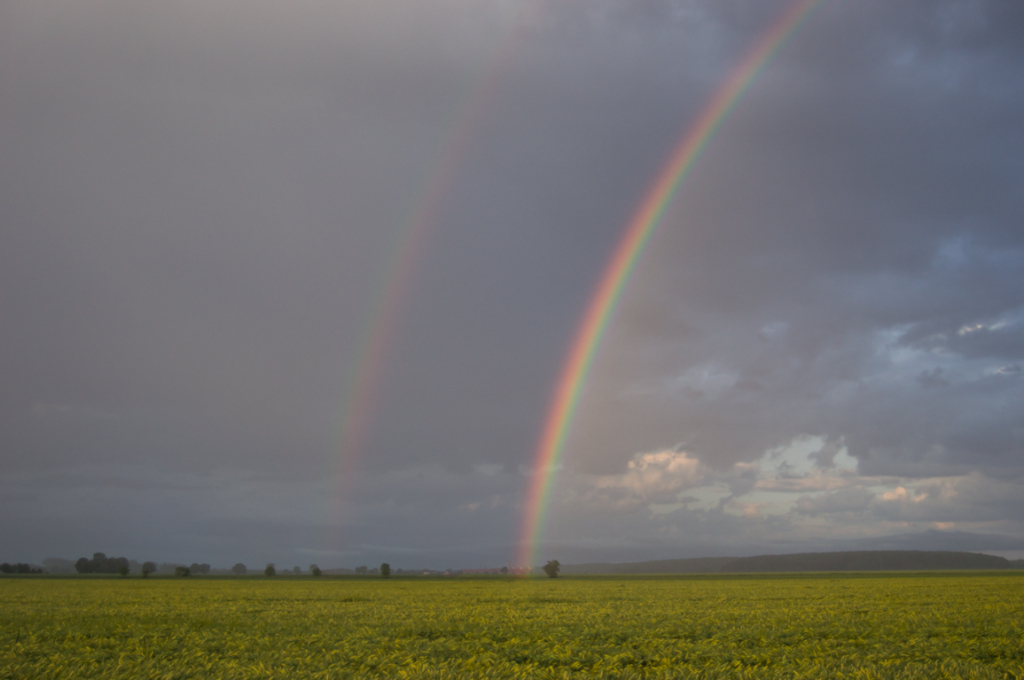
[
  {"x1": 517, "y1": 0, "x2": 822, "y2": 570},
  {"x1": 326, "y1": 1, "x2": 547, "y2": 546}
]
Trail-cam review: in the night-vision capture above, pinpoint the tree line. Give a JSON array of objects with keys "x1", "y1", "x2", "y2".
[
  {"x1": 1, "y1": 563, "x2": 43, "y2": 574},
  {"x1": 75, "y1": 553, "x2": 130, "y2": 575},
  {"x1": 7, "y1": 554, "x2": 564, "y2": 578}
]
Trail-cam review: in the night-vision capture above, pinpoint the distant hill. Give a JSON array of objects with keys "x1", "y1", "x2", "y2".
[
  {"x1": 563, "y1": 557, "x2": 735, "y2": 575},
  {"x1": 563, "y1": 551, "x2": 1021, "y2": 575}
]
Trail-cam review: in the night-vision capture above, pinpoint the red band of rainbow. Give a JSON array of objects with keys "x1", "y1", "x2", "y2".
[{"x1": 517, "y1": 0, "x2": 821, "y2": 570}]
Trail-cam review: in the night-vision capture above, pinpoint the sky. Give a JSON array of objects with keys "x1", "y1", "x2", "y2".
[{"x1": 2, "y1": 0, "x2": 1023, "y2": 571}]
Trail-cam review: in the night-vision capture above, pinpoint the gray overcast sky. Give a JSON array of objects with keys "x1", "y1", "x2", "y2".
[{"x1": 2, "y1": 0, "x2": 1023, "y2": 570}]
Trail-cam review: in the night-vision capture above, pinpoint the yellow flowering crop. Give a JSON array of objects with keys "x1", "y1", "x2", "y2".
[{"x1": 1, "y1": 572, "x2": 1022, "y2": 678}]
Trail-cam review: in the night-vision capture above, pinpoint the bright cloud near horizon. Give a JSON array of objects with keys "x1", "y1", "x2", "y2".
[{"x1": 2, "y1": 0, "x2": 1023, "y2": 569}]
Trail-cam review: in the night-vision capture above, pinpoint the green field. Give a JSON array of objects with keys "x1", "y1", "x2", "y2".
[{"x1": 2, "y1": 572, "x2": 1023, "y2": 679}]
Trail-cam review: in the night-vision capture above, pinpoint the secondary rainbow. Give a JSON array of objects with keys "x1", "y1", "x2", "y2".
[
  {"x1": 326, "y1": 1, "x2": 547, "y2": 546},
  {"x1": 517, "y1": 0, "x2": 821, "y2": 570}
]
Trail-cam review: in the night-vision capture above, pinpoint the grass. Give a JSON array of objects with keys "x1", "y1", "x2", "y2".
[{"x1": 2, "y1": 572, "x2": 1023, "y2": 678}]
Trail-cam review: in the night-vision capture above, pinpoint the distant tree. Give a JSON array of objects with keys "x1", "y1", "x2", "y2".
[
  {"x1": 355, "y1": 565, "x2": 368, "y2": 575},
  {"x1": 198, "y1": 564, "x2": 211, "y2": 575},
  {"x1": 293, "y1": 566, "x2": 301, "y2": 575},
  {"x1": 90, "y1": 552, "x2": 109, "y2": 572},
  {"x1": 73, "y1": 553, "x2": 130, "y2": 574},
  {"x1": 174, "y1": 566, "x2": 191, "y2": 577},
  {"x1": 542, "y1": 560, "x2": 561, "y2": 578},
  {"x1": 500, "y1": 566, "x2": 509, "y2": 575},
  {"x1": 142, "y1": 562, "x2": 157, "y2": 578},
  {"x1": 380, "y1": 563, "x2": 391, "y2": 578},
  {"x1": 310, "y1": 564, "x2": 322, "y2": 577},
  {"x1": 1, "y1": 563, "x2": 43, "y2": 574},
  {"x1": 231, "y1": 563, "x2": 247, "y2": 575},
  {"x1": 119, "y1": 564, "x2": 130, "y2": 577},
  {"x1": 265, "y1": 563, "x2": 276, "y2": 577}
]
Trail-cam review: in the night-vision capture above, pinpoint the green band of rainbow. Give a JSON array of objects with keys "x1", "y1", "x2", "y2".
[{"x1": 517, "y1": 0, "x2": 821, "y2": 570}]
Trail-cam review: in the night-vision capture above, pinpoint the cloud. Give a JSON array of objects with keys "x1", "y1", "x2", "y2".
[
  {"x1": 1, "y1": 0, "x2": 1023, "y2": 565},
  {"x1": 795, "y1": 486, "x2": 874, "y2": 516},
  {"x1": 546, "y1": 433, "x2": 1024, "y2": 561},
  {"x1": 589, "y1": 450, "x2": 705, "y2": 506}
]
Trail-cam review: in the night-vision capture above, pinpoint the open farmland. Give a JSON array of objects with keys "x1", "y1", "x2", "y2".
[{"x1": 2, "y1": 573, "x2": 1023, "y2": 679}]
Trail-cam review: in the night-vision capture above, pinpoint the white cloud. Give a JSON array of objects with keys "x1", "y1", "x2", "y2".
[
  {"x1": 557, "y1": 432, "x2": 1024, "y2": 551},
  {"x1": 589, "y1": 450, "x2": 705, "y2": 506}
]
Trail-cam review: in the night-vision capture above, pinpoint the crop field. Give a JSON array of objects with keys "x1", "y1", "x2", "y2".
[{"x1": 2, "y1": 572, "x2": 1023, "y2": 679}]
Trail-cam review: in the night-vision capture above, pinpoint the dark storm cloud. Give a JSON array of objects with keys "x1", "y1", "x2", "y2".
[
  {"x1": 569, "y1": 0, "x2": 1024, "y2": 477},
  {"x1": 1, "y1": 0, "x2": 1023, "y2": 567}
]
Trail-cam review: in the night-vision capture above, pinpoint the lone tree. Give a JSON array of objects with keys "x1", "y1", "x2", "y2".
[
  {"x1": 142, "y1": 561, "x2": 157, "y2": 578},
  {"x1": 230, "y1": 563, "x2": 247, "y2": 575},
  {"x1": 542, "y1": 560, "x2": 561, "y2": 578},
  {"x1": 119, "y1": 564, "x2": 130, "y2": 577},
  {"x1": 310, "y1": 564, "x2": 322, "y2": 577},
  {"x1": 380, "y1": 563, "x2": 391, "y2": 578},
  {"x1": 174, "y1": 565, "x2": 191, "y2": 577},
  {"x1": 264, "y1": 563, "x2": 276, "y2": 576}
]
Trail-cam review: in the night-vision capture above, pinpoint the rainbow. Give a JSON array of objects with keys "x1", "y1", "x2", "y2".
[
  {"x1": 517, "y1": 0, "x2": 821, "y2": 570},
  {"x1": 326, "y1": 1, "x2": 546, "y2": 544}
]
